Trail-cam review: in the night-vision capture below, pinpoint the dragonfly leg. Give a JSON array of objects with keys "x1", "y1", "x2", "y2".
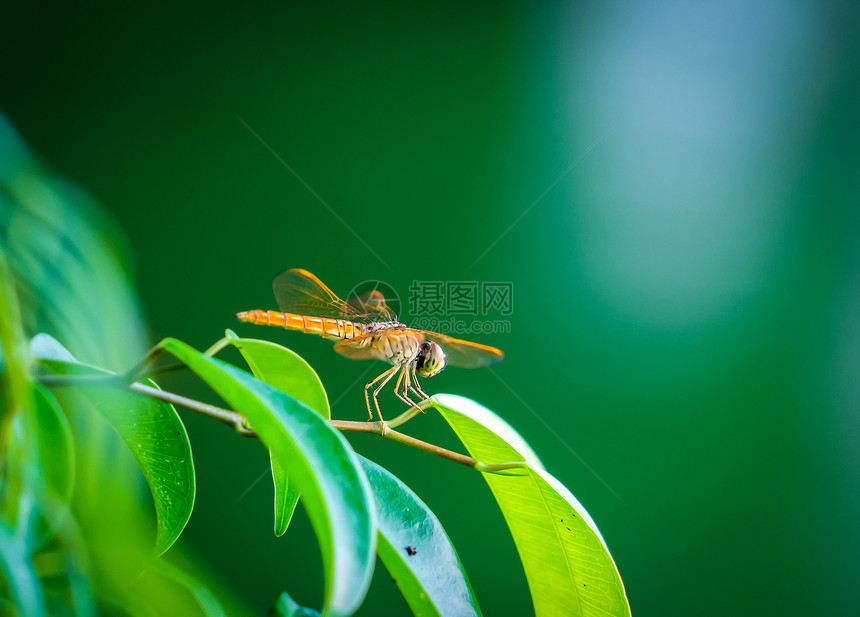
[
  {"x1": 364, "y1": 366, "x2": 397, "y2": 422},
  {"x1": 370, "y1": 365, "x2": 399, "y2": 425},
  {"x1": 405, "y1": 366, "x2": 429, "y2": 409},
  {"x1": 394, "y1": 365, "x2": 421, "y2": 413},
  {"x1": 402, "y1": 366, "x2": 412, "y2": 399},
  {"x1": 385, "y1": 365, "x2": 426, "y2": 429},
  {"x1": 393, "y1": 365, "x2": 406, "y2": 401},
  {"x1": 409, "y1": 364, "x2": 430, "y2": 403}
]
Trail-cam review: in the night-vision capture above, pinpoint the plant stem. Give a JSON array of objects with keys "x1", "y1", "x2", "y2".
[
  {"x1": 35, "y1": 373, "x2": 525, "y2": 473},
  {"x1": 130, "y1": 383, "x2": 258, "y2": 437},
  {"x1": 202, "y1": 337, "x2": 231, "y2": 358},
  {"x1": 329, "y1": 419, "x2": 479, "y2": 468}
]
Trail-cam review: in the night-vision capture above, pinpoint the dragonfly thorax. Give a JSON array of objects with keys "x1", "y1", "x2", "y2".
[{"x1": 365, "y1": 320, "x2": 405, "y2": 333}]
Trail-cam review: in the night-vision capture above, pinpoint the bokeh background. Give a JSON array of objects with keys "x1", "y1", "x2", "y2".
[{"x1": 3, "y1": 1, "x2": 859, "y2": 615}]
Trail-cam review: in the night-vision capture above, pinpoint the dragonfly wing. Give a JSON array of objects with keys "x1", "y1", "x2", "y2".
[
  {"x1": 345, "y1": 289, "x2": 397, "y2": 321},
  {"x1": 272, "y1": 269, "x2": 392, "y2": 322},
  {"x1": 333, "y1": 334, "x2": 385, "y2": 361},
  {"x1": 417, "y1": 330, "x2": 504, "y2": 369}
]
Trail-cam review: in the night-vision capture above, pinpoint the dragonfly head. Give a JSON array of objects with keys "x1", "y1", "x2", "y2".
[{"x1": 416, "y1": 341, "x2": 446, "y2": 378}]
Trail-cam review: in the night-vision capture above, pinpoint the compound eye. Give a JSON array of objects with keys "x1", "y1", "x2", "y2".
[{"x1": 417, "y1": 342, "x2": 446, "y2": 377}]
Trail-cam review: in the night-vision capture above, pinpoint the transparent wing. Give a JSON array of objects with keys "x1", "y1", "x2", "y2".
[
  {"x1": 417, "y1": 330, "x2": 504, "y2": 369},
  {"x1": 333, "y1": 334, "x2": 385, "y2": 361},
  {"x1": 345, "y1": 290, "x2": 396, "y2": 321},
  {"x1": 333, "y1": 328, "x2": 504, "y2": 368},
  {"x1": 272, "y1": 269, "x2": 395, "y2": 323}
]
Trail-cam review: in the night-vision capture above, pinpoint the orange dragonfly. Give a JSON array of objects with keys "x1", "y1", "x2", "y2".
[{"x1": 236, "y1": 269, "x2": 504, "y2": 424}]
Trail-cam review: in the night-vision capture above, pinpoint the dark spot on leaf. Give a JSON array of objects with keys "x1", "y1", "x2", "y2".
[
  {"x1": 406, "y1": 545, "x2": 417, "y2": 556},
  {"x1": 391, "y1": 578, "x2": 396, "y2": 584},
  {"x1": 566, "y1": 527, "x2": 571, "y2": 531}
]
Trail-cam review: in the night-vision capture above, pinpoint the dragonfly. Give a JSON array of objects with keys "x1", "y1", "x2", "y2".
[{"x1": 236, "y1": 269, "x2": 504, "y2": 425}]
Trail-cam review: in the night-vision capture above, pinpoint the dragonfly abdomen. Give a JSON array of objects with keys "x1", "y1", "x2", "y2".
[{"x1": 236, "y1": 310, "x2": 365, "y2": 340}]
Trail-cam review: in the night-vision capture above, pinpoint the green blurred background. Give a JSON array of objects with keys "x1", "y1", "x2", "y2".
[{"x1": 2, "y1": 1, "x2": 859, "y2": 615}]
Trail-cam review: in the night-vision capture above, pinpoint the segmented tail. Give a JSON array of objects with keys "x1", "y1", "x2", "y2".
[{"x1": 235, "y1": 310, "x2": 364, "y2": 340}]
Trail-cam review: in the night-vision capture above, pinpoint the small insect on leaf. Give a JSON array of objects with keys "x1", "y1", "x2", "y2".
[{"x1": 405, "y1": 546, "x2": 417, "y2": 556}]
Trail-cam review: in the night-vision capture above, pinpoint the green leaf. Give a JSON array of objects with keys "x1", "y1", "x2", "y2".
[
  {"x1": 1, "y1": 353, "x2": 92, "y2": 615},
  {"x1": 224, "y1": 330, "x2": 330, "y2": 536},
  {"x1": 0, "y1": 250, "x2": 65, "y2": 545},
  {"x1": 94, "y1": 550, "x2": 228, "y2": 617},
  {"x1": 30, "y1": 333, "x2": 77, "y2": 364},
  {"x1": 0, "y1": 521, "x2": 46, "y2": 617},
  {"x1": 32, "y1": 334, "x2": 196, "y2": 557},
  {"x1": 223, "y1": 330, "x2": 330, "y2": 418},
  {"x1": 269, "y1": 591, "x2": 322, "y2": 617},
  {"x1": 0, "y1": 243, "x2": 34, "y2": 494},
  {"x1": 1, "y1": 385, "x2": 35, "y2": 534},
  {"x1": 268, "y1": 452, "x2": 301, "y2": 538},
  {"x1": 360, "y1": 457, "x2": 482, "y2": 617},
  {"x1": 30, "y1": 384, "x2": 75, "y2": 507},
  {"x1": 145, "y1": 559, "x2": 228, "y2": 617},
  {"x1": 0, "y1": 129, "x2": 148, "y2": 369},
  {"x1": 2, "y1": 113, "x2": 163, "y2": 616},
  {"x1": 432, "y1": 394, "x2": 630, "y2": 617},
  {"x1": 9, "y1": 383, "x2": 77, "y2": 549},
  {"x1": 156, "y1": 338, "x2": 375, "y2": 617},
  {"x1": 38, "y1": 515, "x2": 97, "y2": 617}
]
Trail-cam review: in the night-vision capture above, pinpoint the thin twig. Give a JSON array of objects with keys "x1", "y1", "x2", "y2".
[
  {"x1": 130, "y1": 383, "x2": 257, "y2": 437},
  {"x1": 35, "y1": 373, "x2": 526, "y2": 473},
  {"x1": 330, "y1": 420, "x2": 478, "y2": 468},
  {"x1": 38, "y1": 374, "x2": 257, "y2": 437}
]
